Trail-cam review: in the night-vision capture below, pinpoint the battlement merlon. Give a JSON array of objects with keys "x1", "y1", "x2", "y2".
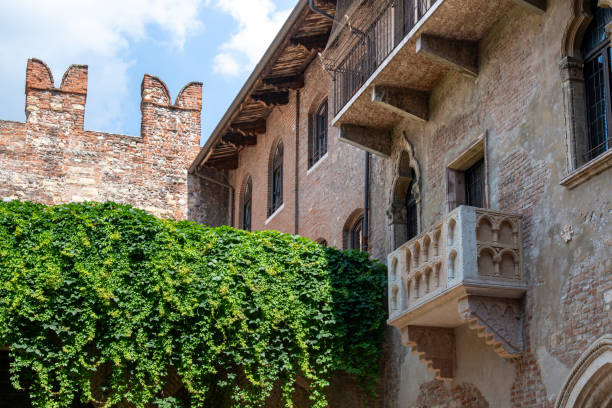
[
  {"x1": 140, "y1": 74, "x2": 203, "y2": 146},
  {"x1": 25, "y1": 59, "x2": 88, "y2": 128},
  {"x1": 22, "y1": 58, "x2": 203, "y2": 147}
]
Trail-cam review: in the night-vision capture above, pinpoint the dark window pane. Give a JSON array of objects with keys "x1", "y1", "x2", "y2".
[
  {"x1": 351, "y1": 216, "x2": 364, "y2": 250},
  {"x1": 405, "y1": 178, "x2": 418, "y2": 241},
  {"x1": 242, "y1": 179, "x2": 252, "y2": 231},
  {"x1": 270, "y1": 142, "x2": 283, "y2": 215},
  {"x1": 584, "y1": 51, "x2": 610, "y2": 160},
  {"x1": 582, "y1": 0, "x2": 612, "y2": 58},
  {"x1": 465, "y1": 159, "x2": 485, "y2": 208},
  {"x1": 310, "y1": 100, "x2": 328, "y2": 166}
]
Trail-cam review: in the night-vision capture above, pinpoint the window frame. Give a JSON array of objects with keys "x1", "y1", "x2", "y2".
[
  {"x1": 308, "y1": 99, "x2": 329, "y2": 168},
  {"x1": 242, "y1": 177, "x2": 252, "y2": 231},
  {"x1": 559, "y1": 1, "x2": 612, "y2": 188},
  {"x1": 405, "y1": 175, "x2": 418, "y2": 241},
  {"x1": 350, "y1": 215, "x2": 365, "y2": 251},
  {"x1": 269, "y1": 141, "x2": 284, "y2": 216},
  {"x1": 446, "y1": 135, "x2": 489, "y2": 211},
  {"x1": 464, "y1": 158, "x2": 485, "y2": 208},
  {"x1": 582, "y1": 10, "x2": 612, "y2": 163}
]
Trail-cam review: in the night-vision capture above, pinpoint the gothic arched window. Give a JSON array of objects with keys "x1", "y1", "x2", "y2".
[
  {"x1": 269, "y1": 141, "x2": 283, "y2": 216},
  {"x1": 242, "y1": 177, "x2": 252, "y2": 231},
  {"x1": 582, "y1": 1, "x2": 612, "y2": 162}
]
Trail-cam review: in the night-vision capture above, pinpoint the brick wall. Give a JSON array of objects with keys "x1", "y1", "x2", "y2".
[
  {"x1": 226, "y1": 61, "x2": 369, "y2": 251},
  {"x1": 376, "y1": 2, "x2": 612, "y2": 407},
  {"x1": 297, "y1": 62, "x2": 367, "y2": 249},
  {"x1": 0, "y1": 58, "x2": 202, "y2": 220}
]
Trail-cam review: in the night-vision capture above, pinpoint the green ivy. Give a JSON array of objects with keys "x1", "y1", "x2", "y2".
[{"x1": 0, "y1": 201, "x2": 387, "y2": 408}]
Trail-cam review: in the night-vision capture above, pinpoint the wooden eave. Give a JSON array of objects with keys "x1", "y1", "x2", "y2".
[{"x1": 190, "y1": 0, "x2": 336, "y2": 172}]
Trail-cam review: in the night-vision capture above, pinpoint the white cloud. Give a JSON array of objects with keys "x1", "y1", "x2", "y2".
[
  {"x1": 0, "y1": 0, "x2": 203, "y2": 133},
  {"x1": 211, "y1": 0, "x2": 292, "y2": 76}
]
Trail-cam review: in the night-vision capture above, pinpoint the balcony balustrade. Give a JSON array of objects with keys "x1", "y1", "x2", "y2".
[
  {"x1": 330, "y1": 0, "x2": 546, "y2": 157},
  {"x1": 333, "y1": 0, "x2": 438, "y2": 116},
  {"x1": 387, "y1": 205, "x2": 527, "y2": 379}
]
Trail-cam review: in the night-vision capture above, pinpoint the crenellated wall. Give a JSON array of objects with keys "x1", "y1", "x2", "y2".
[{"x1": 0, "y1": 58, "x2": 204, "y2": 220}]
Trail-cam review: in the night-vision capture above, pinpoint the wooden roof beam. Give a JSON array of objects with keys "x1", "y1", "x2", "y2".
[
  {"x1": 231, "y1": 118, "x2": 267, "y2": 134},
  {"x1": 206, "y1": 155, "x2": 239, "y2": 170},
  {"x1": 251, "y1": 90, "x2": 290, "y2": 107},
  {"x1": 222, "y1": 132, "x2": 257, "y2": 147},
  {"x1": 262, "y1": 74, "x2": 305, "y2": 90},
  {"x1": 290, "y1": 32, "x2": 329, "y2": 51}
]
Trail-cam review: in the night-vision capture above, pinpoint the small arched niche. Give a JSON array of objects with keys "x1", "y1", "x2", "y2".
[{"x1": 476, "y1": 216, "x2": 494, "y2": 242}]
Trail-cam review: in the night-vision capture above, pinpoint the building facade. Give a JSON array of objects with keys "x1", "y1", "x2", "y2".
[
  {"x1": 1, "y1": 0, "x2": 611, "y2": 406},
  {"x1": 192, "y1": 0, "x2": 612, "y2": 406}
]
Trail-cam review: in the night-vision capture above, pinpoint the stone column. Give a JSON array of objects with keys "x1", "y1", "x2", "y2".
[{"x1": 559, "y1": 56, "x2": 588, "y2": 171}]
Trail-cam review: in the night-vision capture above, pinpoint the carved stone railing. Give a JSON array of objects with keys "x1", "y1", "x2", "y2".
[{"x1": 387, "y1": 205, "x2": 526, "y2": 379}]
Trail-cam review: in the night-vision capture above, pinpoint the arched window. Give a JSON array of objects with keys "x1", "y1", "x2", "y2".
[
  {"x1": 269, "y1": 141, "x2": 283, "y2": 216},
  {"x1": 242, "y1": 177, "x2": 252, "y2": 231},
  {"x1": 405, "y1": 173, "x2": 418, "y2": 241},
  {"x1": 308, "y1": 100, "x2": 328, "y2": 167},
  {"x1": 582, "y1": 1, "x2": 612, "y2": 162},
  {"x1": 350, "y1": 216, "x2": 364, "y2": 250},
  {"x1": 315, "y1": 238, "x2": 328, "y2": 247}
]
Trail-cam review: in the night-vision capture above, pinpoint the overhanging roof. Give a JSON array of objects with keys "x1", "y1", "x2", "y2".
[{"x1": 189, "y1": 0, "x2": 336, "y2": 172}]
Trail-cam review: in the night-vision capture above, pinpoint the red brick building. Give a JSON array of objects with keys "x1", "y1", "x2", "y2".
[
  {"x1": 191, "y1": 0, "x2": 612, "y2": 406},
  {"x1": 1, "y1": 0, "x2": 611, "y2": 406}
]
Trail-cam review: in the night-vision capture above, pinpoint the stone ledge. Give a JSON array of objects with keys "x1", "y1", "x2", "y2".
[{"x1": 560, "y1": 149, "x2": 612, "y2": 189}]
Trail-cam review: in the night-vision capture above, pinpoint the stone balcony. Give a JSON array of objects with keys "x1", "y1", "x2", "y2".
[
  {"x1": 332, "y1": 0, "x2": 546, "y2": 157},
  {"x1": 387, "y1": 205, "x2": 527, "y2": 379}
]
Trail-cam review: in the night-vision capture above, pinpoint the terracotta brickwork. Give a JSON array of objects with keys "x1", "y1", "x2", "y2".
[
  {"x1": 227, "y1": 61, "x2": 370, "y2": 250},
  {"x1": 0, "y1": 58, "x2": 202, "y2": 220}
]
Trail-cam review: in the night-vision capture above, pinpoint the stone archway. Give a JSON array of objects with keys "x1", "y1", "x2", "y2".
[
  {"x1": 555, "y1": 334, "x2": 612, "y2": 408},
  {"x1": 387, "y1": 136, "x2": 421, "y2": 250}
]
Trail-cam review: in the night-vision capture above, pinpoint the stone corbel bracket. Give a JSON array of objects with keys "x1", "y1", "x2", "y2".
[
  {"x1": 458, "y1": 295, "x2": 524, "y2": 359},
  {"x1": 401, "y1": 326, "x2": 456, "y2": 380}
]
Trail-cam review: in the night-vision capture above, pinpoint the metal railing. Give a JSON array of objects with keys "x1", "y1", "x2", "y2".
[{"x1": 333, "y1": 0, "x2": 438, "y2": 115}]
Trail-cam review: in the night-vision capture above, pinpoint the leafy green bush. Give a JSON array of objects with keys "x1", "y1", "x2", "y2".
[{"x1": 0, "y1": 201, "x2": 387, "y2": 408}]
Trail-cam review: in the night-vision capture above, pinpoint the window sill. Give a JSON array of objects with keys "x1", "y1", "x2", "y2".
[
  {"x1": 265, "y1": 204, "x2": 284, "y2": 225},
  {"x1": 307, "y1": 152, "x2": 329, "y2": 175},
  {"x1": 560, "y1": 149, "x2": 612, "y2": 189}
]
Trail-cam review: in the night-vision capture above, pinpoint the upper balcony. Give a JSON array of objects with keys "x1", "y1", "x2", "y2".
[
  {"x1": 386, "y1": 205, "x2": 527, "y2": 379},
  {"x1": 328, "y1": 0, "x2": 546, "y2": 156}
]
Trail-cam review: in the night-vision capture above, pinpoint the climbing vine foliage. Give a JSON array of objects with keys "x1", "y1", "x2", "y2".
[{"x1": 0, "y1": 201, "x2": 386, "y2": 408}]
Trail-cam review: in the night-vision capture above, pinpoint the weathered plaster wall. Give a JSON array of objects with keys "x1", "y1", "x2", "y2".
[{"x1": 369, "y1": 0, "x2": 612, "y2": 406}]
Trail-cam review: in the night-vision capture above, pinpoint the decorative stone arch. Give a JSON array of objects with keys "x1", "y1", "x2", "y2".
[
  {"x1": 342, "y1": 208, "x2": 365, "y2": 249},
  {"x1": 560, "y1": 0, "x2": 612, "y2": 173},
  {"x1": 238, "y1": 174, "x2": 253, "y2": 230},
  {"x1": 387, "y1": 135, "x2": 422, "y2": 250},
  {"x1": 555, "y1": 334, "x2": 612, "y2": 408}
]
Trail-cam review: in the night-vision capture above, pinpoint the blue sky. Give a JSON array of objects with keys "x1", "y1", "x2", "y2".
[{"x1": 0, "y1": 0, "x2": 297, "y2": 144}]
